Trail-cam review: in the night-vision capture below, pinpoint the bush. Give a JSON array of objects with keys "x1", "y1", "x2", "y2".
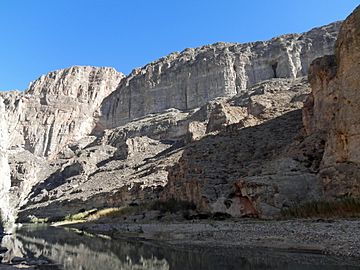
[
  {"x1": 151, "y1": 198, "x2": 196, "y2": 214},
  {"x1": 65, "y1": 209, "x2": 97, "y2": 221},
  {"x1": 29, "y1": 215, "x2": 49, "y2": 224},
  {"x1": 281, "y1": 197, "x2": 360, "y2": 219}
]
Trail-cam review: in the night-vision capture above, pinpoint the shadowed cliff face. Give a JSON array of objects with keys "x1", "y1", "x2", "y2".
[
  {"x1": 165, "y1": 110, "x2": 323, "y2": 218},
  {"x1": 304, "y1": 5, "x2": 360, "y2": 197},
  {"x1": 167, "y1": 1, "x2": 360, "y2": 216},
  {"x1": 99, "y1": 22, "x2": 340, "y2": 129}
]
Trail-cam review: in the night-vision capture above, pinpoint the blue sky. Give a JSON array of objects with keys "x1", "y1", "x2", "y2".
[{"x1": 0, "y1": 0, "x2": 358, "y2": 91}]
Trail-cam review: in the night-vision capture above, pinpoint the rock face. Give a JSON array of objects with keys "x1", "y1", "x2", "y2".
[
  {"x1": 164, "y1": 79, "x2": 319, "y2": 218},
  {"x1": 0, "y1": 19, "x2": 348, "y2": 224},
  {"x1": 99, "y1": 22, "x2": 340, "y2": 129},
  {"x1": 0, "y1": 97, "x2": 13, "y2": 227},
  {"x1": 15, "y1": 77, "x2": 315, "y2": 221},
  {"x1": 304, "y1": 6, "x2": 360, "y2": 197},
  {"x1": 2, "y1": 66, "x2": 124, "y2": 158},
  {"x1": 0, "y1": 66, "x2": 124, "y2": 225}
]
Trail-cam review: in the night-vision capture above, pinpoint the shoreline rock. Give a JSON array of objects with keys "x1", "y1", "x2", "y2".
[{"x1": 70, "y1": 218, "x2": 360, "y2": 259}]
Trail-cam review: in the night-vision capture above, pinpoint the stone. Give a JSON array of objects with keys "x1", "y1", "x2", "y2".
[
  {"x1": 206, "y1": 101, "x2": 246, "y2": 133},
  {"x1": 99, "y1": 22, "x2": 340, "y2": 129},
  {"x1": 304, "y1": 5, "x2": 360, "y2": 197},
  {"x1": 2, "y1": 66, "x2": 124, "y2": 158},
  {"x1": 15, "y1": 75, "x2": 314, "y2": 221},
  {"x1": 303, "y1": 55, "x2": 337, "y2": 135},
  {"x1": 186, "y1": 121, "x2": 207, "y2": 142},
  {"x1": 164, "y1": 110, "x2": 322, "y2": 218},
  {"x1": 0, "y1": 66, "x2": 123, "y2": 225},
  {"x1": 11, "y1": 256, "x2": 26, "y2": 263}
]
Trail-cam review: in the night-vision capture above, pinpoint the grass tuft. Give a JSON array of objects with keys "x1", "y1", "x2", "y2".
[
  {"x1": 29, "y1": 216, "x2": 49, "y2": 224},
  {"x1": 51, "y1": 198, "x2": 198, "y2": 225},
  {"x1": 151, "y1": 198, "x2": 196, "y2": 214},
  {"x1": 281, "y1": 197, "x2": 360, "y2": 219},
  {"x1": 64, "y1": 209, "x2": 98, "y2": 221}
]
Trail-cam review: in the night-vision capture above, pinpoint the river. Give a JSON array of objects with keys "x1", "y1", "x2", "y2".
[{"x1": 0, "y1": 225, "x2": 360, "y2": 270}]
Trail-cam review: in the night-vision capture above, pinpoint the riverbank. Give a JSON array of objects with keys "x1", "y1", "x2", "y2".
[
  {"x1": 70, "y1": 218, "x2": 360, "y2": 258},
  {"x1": 0, "y1": 219, "x2": 360, "y2": 269}
]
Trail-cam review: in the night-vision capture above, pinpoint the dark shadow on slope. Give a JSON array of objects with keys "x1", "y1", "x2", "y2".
[
  {"x1": 169, "y1": 109, "x2": 305, "y2": 183},
  {"x1": 23, "y1": 161, "x2": 90, "y2": 208},
  {"x1": 135, "y1": 140, "x2": 185, "y2": 170},
  {"x1": 18, "y1": 110, "x2": 306, "y2": 221},
  {"x1": 95, "y1": 139, "x2": 183, "y2": 170}
]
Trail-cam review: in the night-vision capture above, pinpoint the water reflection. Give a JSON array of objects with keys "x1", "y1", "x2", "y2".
[{"x1": 1, "y1": 225, "x2": 360, "y2": 270}]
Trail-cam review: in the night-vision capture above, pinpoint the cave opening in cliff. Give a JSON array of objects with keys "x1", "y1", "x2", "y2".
[{"x1": 271, "y1": 62, "x2": 278, "y2": 78}]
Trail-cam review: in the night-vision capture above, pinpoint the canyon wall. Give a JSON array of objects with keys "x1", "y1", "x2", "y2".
[
  {"x1": 0, "y1": 19, "x2": 349, "y2": 223},
  {"x1": 304, "y1": 6, "x2": 360, "y2": 197},
  {"x1": 1, "y1": 66, "x2": 124, "y2": 158},
  {"x1": 0, "y1": 66, "x2": 123, "y2": 225},
  {"x1": 99, "y1": 22, "x2": 340, "y2": 129}
]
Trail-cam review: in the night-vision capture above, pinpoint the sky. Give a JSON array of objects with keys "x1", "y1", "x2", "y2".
[{"x1": 0, "y1": 0, "x2": 359, "y2": 91}]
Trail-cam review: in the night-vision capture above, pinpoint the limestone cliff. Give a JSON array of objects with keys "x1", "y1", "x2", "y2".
[
  {"x1": 0, "y1": 66, "x2": 124, "y2": 225},
  {"x1": 1, "y1": 66, "x2": 124, "y2": 158},
  {"x1": 99, "y1": 22, "x2": 340, "y2": 129},
  {"x1": 0, "y1": 20, "x2": 346, "y2": 224},
  {"x1": 17, "y1": 77, "x2": 315, "y2": 221},
  {"x1": 304, "y1": 6, "x2": 360, "y2": 197}
]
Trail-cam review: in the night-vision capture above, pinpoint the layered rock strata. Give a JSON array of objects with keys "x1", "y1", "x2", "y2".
[
  {"x1": 0, "y1": 66, "x2": 124, "y2": 225},
  {"x1": 17, "y1": 77, "x2": 314, "y2": 221},
  {"x1": 99, "y1": 22, "x2": 341, "y2": 128},
  {"x1": 2, "y1": 66, "x2": 124, "y2": 158}
]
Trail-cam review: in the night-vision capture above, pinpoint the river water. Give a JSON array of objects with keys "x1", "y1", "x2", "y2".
[{"x1": 1, "y1": 225, "x2": 360, "y2": 270}]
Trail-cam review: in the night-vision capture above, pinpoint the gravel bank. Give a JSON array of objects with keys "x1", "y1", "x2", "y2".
[{"x1": 72, "y1": 218, "x2": 360, "y2": 258}]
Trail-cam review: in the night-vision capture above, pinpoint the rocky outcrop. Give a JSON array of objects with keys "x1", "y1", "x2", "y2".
[
  {"x1": 304, "y1": 6, "x2": 360, "y2": 198},
  {"x1": 0, "y1": 66, "x2": 123, "y2": 225},
  {"x1": 165, "y1": 110, "x2": 321, "y2": 218},
  {"x1": 99, "y1": 22, "x2": 340, "y2": 128},
  {"x1": 1, "y1": 66, "x2": 124, "y2": 158},
  {"x1": 302, "y1": 55, "x2": 337, "y2": 135}
]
